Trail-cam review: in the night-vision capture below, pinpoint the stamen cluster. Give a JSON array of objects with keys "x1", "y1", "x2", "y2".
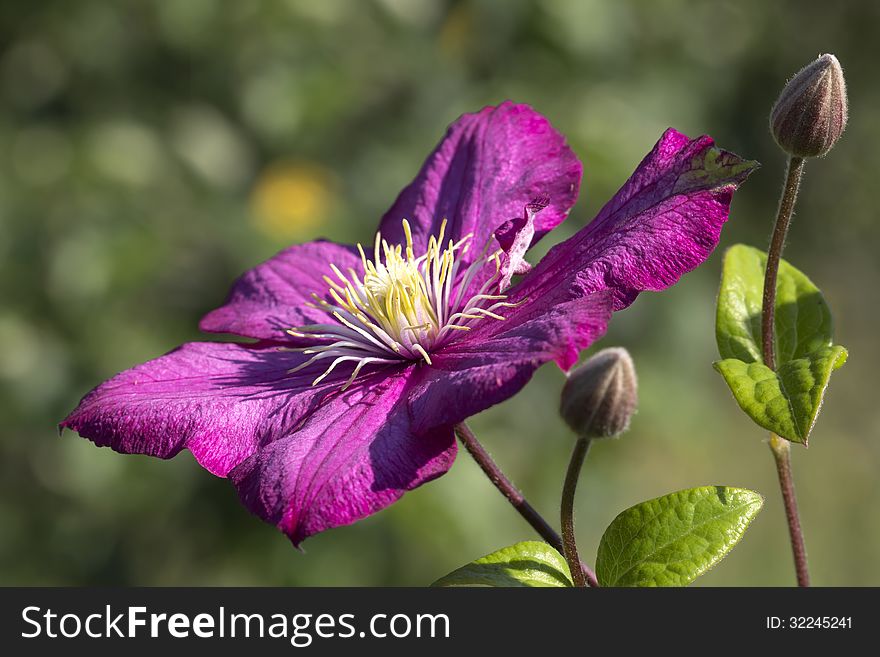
[{"x1": 287, "y1": 220, "x2": 517, "y2": 388}]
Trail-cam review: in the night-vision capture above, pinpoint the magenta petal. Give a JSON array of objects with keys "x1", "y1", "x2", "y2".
[
  {"x1": 230, "y1": 368, "x2": 456, "y2": 545},
  {"x1": 61, "y1": 341, "x2": 382, "y2": 477},
  {"x1": 406, "y1": 290, "x2": 614, "y2": 433},
  {"x1": 199, "y1": 240, "x2": 362, "y2": 341},
  {"x1": 379, "y1": 102, "x2": 582, "y2": 263},
  {"x1": 507, "y1": 129, "x2": 757, "y2": 310}
]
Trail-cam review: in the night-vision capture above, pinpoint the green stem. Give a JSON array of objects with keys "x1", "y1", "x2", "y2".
[
  {"x1": 561, "y1": 437, "x2": 592, "y2": 587},
  {"x1": 454, "y1": 422, "x2": 599, "y2": 587},
  {"x1": 761, "y1": 155, "x2": 810, "y2": 587}
]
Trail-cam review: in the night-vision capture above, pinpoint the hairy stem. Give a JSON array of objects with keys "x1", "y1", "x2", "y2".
[
  {"x1": 761, "y1": 156, "x2": 804, "y2": 370},
  {"x1": 454, "y1": 422, "x2": 599, "y2": 587},
  {"x1": 761, "y1": 155, "x2": 810, "y2": 587},
  {"x1": 769, "y1": 434, "x2": 810, "y2": 586},
  {"x1": 561, "y1": 437, "x2": 592, "y2": 587}
]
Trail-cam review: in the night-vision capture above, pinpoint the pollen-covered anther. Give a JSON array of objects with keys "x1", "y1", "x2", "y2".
[{"x1": 286, "y1": 219, "x2": 519, "y2": 388}]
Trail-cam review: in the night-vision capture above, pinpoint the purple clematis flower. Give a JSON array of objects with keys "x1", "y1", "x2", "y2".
[{"x1": 62, "y1": 102, "x2": 755, "y2": 546}]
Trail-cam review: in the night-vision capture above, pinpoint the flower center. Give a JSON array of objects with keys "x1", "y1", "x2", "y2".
[{"x1": 286, "y1": 219, "x2": 517, "y2": 389}]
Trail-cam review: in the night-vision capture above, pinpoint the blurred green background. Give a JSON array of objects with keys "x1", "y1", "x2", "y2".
[{"x1": 1, "y1": 0, "x2": 877, "y2": 586}]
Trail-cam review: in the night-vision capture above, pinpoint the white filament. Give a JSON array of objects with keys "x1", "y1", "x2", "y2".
[{"x1": 285, "y1": 220, "x2": 520, "y2": 389}]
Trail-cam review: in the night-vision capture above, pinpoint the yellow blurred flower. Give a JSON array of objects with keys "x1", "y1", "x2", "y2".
[{"x1": 250, "y1": 162, "x2": 334, "y2": 239}]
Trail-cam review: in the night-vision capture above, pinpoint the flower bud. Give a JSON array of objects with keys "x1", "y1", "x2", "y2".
[
  {"x1": 560, "y1": 347, "x2": 637, "y2": 439},
  {"x1": 770, "y1": 53, "x2": 848, "y2": 158}
]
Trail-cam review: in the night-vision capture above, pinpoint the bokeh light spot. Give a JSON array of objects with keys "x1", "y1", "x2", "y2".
[{"x1": 250, "y1": 162, "x2": 335, "y2": 239}]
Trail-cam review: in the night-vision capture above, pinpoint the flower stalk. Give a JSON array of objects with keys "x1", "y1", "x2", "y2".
[
  {"x1": 761, "y1": 156, "x2": 804, "y2": 370},
  {"x1": 760, "y1": 154, "x2": 810, "y2": 587},
  {"x1": 760, "y1": 52, "x2": 848, "y2": 587},
  {"x1": 768, "y1": 433, "x2": 810, "y2": 586},
  {"x1": 561, "y1": 437, "x2": 592, "y2": 587},
  {"x1": 556, "y1": 347, "x2": 637, "y2": 587},
  {"x1": 454, "y1": 422, "x2": 599, "y2": 587}
]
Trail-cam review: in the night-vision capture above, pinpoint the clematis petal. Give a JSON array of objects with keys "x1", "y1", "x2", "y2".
[
  {"x1": 507, "y1": 129, "x2": 757, "y2": 310},
  {"x1": 199, "y1": 240, "x2": 362, "y2": 341},
  {"x1": 230, "y1": 367, "x2": 456, "y2": 546},
  {"x1": 60, "y1": 341, "x2": 399, "y2": 477},
  {"x1": 379, "y1": 101, "x2": 581, "y2": 265},
  {"x1": 406, "y1": 290, "x2": 614, "y2": 433}
]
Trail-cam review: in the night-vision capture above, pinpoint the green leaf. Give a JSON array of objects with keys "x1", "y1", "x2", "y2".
[
  {"x1": 431, "y1": 541, "x2": 572, "y2": 588},
  {"x1": 595, "y1": 486, "x2": 763, "y2": 587},
  {"x1": 716, "y1": 244, "x2": 833, "y2": 363},
  {"x1": 714, "y1": 244, "x2": 847, "y2": 444},
  {"x1": 714, "y1": 346, "x2": 847, "y2": 444}
]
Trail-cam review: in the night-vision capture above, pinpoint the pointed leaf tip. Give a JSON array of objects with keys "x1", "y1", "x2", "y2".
[
  {"x1": 715, "y1": 244, "x2": 847, "y2": 443},
  {"x1": 596, "y1": 486, "x2": 763, "y2": 587}
]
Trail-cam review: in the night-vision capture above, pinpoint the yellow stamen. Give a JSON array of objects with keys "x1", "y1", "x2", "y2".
[{"x1": 288, "y1": 219, "x2": 518, "y2": 389}]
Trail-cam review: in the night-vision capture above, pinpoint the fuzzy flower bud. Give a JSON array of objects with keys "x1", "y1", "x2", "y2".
[
  {"x1": 560, "y1": 347, "x2": 637, "y2": 439},
  {"x1": 770, "y1": 53, "x2": 848, "y2": 158}
]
